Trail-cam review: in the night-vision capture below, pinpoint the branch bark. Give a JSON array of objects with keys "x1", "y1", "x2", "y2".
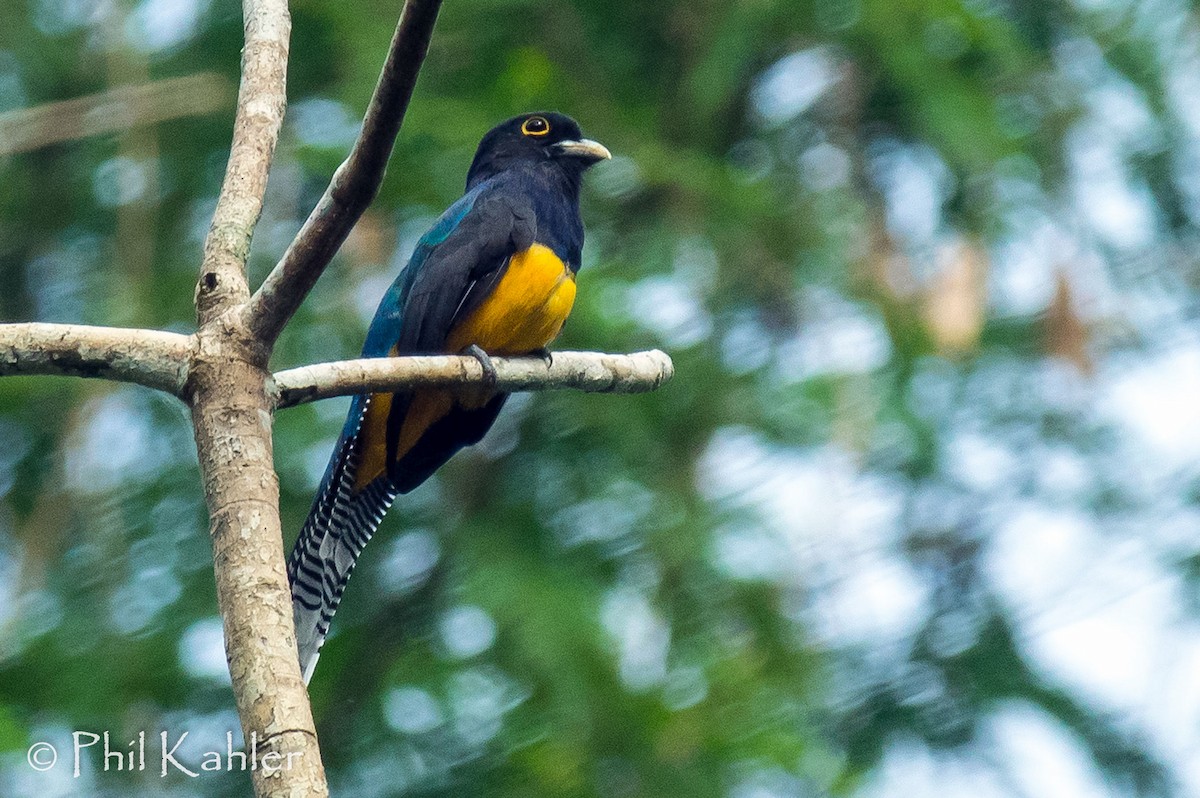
[
  {"x1": 245, "y1": 0, "x2": 443, "y2": 344},
  {"x1": 273, "y1": 349, "x2": 676, "y2": 409},
  {"x1": 0, "y1": 323, "x2": 192, "y2": 394},
  {"x1": 184, "y1": 1, "x2": 330, "y2": 797},
  {"x1": 194, "y1": 0, "x2": 290, "y2": 323}
]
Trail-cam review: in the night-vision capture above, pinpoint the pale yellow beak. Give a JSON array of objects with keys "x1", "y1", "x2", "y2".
[{"x1": 555, "y1": 138, "x2": 612, "y2": 163}]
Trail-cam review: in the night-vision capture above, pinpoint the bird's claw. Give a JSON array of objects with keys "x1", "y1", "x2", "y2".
[
  {"x1": 462, "y1": 344, "x2": 498, "y2": 389},
  {"x1": 529, "y1": 348, "x2": 554, "y2": 368}
]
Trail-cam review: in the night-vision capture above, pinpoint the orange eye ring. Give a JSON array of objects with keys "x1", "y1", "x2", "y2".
[{"x1": 521, "y1": 116, "x2": 551, "y2": 136}]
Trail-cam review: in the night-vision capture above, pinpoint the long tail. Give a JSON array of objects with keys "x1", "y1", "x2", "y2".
[
  {"x1": 288, "y1": 396, "x2": 397, "y2": 683},
  {"x1": 288, "y1": 389, "x2": 509, "y2": 682}
]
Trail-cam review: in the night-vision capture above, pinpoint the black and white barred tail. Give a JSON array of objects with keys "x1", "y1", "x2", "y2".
[{"x1": 288, "y1": 397, "x2": 397, "y2": 684}]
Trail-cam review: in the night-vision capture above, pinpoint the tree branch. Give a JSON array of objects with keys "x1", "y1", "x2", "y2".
[
  {"x1": 245, "y1": 0, "x2": 443, "y2": 344},
  {"x1": 272, "y1": 349, "x2": 676, "y2": 409},
  {"x1": 184, "y1": 1, "x2": 329, "y2": 797},
  {"x1": 0, "y1": 323, "x2": 191, "y2": 394},
  {"x1": 194, "y1": 0, "x2": 291, "y2": 324},
  {"x1": 0, "y1": 73, "x2": 231, "y2": 157}
]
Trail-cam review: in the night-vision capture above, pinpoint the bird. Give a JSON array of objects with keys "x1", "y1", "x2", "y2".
[{"x1": 287, "y1": 112, "x2": 610, "y2": 682}]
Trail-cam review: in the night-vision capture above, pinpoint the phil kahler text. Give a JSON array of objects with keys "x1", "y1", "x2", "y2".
[{"x1": 72, "y1": 731, "x2": 299, "y2": 777}]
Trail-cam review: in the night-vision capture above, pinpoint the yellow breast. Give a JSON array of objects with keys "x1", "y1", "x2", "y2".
[{"x1": 446, "y1": 243, "x2": 577, "y2": 355}]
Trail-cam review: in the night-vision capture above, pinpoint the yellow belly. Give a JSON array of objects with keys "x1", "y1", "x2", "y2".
[
  {"x1": 354, "y1": 243, "x2": 576, "y2": 489},
  {"x1": 446, "y1": 243, "x2": 577, "y2": 354}
]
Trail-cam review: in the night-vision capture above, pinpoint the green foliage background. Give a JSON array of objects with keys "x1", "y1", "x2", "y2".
[{"x1": 1, "y1": 0, "x2": 1198, "y2": 795}]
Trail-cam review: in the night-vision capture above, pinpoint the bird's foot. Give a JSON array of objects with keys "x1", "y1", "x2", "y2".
[
  {"x1": 461, "y1": 344, "x2": 498, "y2": 390},
  {"x1": 529, "y1": 348, "x2": 554, "y2": 368}
]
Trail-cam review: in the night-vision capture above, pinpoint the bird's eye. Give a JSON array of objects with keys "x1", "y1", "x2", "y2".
[{"x1": 521, "y1": 116, "x2": 551, "y2": 136}]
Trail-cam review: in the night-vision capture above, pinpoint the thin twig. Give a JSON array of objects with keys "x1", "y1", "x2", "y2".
[
  {"x1": 245, "y1": 0, "x2": 443, "y2": 344},
  {"x1": 0, "y1": 323, "x2": 192, "y2": 395},
  {"x1": 272, "y1": 349, "x2": 675, "y2": 409}
]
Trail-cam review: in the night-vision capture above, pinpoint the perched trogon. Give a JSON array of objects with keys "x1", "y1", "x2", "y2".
[{"x1": 288, "y1": 112, "x2": 610, "y2": 681}]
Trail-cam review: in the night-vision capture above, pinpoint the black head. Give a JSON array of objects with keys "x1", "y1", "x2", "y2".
[{"x1": 466, "y1": 112, "x2": 611, "y2": 190}]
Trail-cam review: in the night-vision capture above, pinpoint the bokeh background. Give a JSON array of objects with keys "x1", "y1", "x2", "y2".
[{"x1": 2, "y1": 0, "x2": 1200, "y2": 795}]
